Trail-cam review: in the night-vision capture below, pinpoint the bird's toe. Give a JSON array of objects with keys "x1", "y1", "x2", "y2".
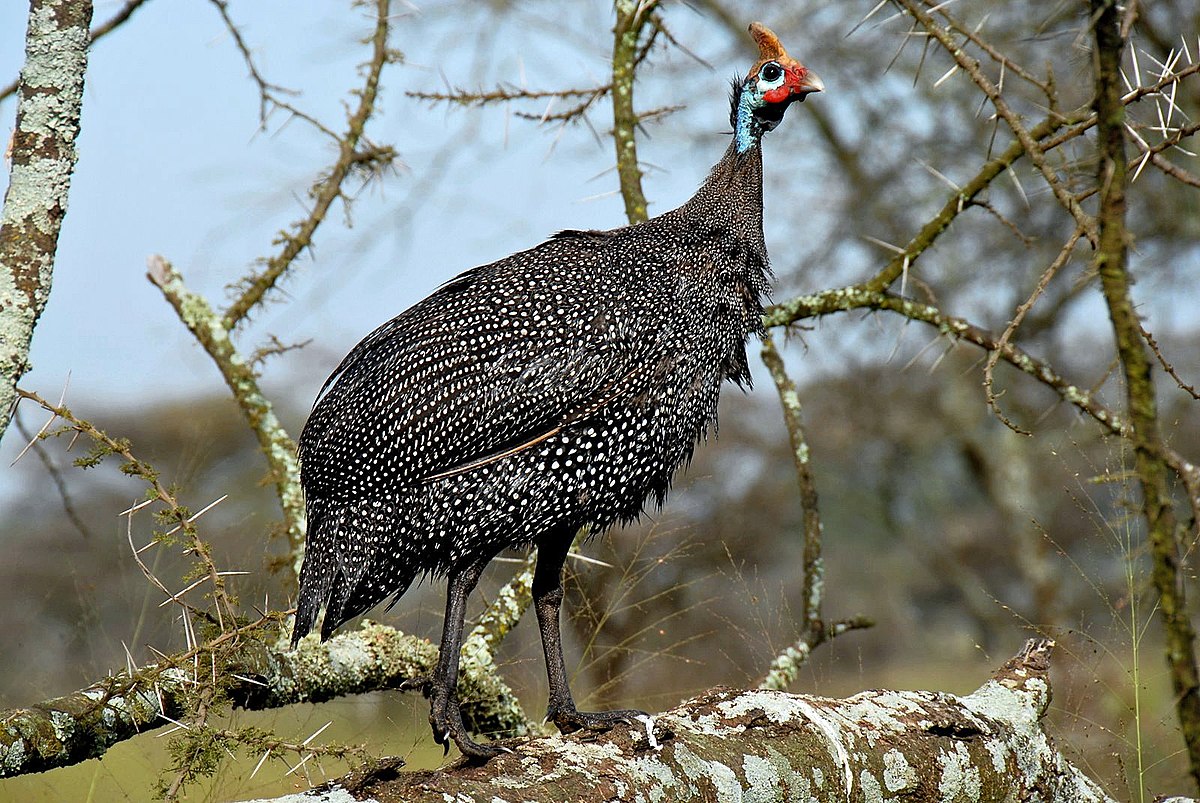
[{"x1": 549, "y1": 707, "x2": 649, "y2": 734}]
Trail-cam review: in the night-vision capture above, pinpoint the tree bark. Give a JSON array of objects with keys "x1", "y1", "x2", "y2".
[
  {"x1": 234, "y1": 639, "x2": 1116, "y2": 803},
  {"x1": 0, "y1": 0, "x2": 93, "y2": 437}
]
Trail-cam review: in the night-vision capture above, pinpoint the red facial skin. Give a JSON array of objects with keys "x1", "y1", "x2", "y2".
[{"x1": 762, "y1": 65, "x2": 815, "y2": 104}]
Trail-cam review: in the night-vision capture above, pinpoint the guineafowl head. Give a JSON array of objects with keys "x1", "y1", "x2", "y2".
[{"x1": 731, "y1": 22, "x2": 823, "y2": 152}]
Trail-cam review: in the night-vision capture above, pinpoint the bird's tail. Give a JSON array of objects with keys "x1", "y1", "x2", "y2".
[
  {"x1": 292, "y1": 497, "x2": 416, "y2": 645},
  {"x1": 292, "y1": 498, "x2": 339, "y2": 646}
]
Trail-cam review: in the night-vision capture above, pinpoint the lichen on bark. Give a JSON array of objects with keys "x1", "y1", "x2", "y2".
[
  {"x1": 237, "y1": 639, "x2": 1113, "y2": 803},
  {"x1": 0, "y1": 0, "x2": 94, "y2": 437}
]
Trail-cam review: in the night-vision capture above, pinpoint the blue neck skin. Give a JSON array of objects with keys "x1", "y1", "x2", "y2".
[{"x1": 734, "y1": 84, "x2": 763, "y2": 154}]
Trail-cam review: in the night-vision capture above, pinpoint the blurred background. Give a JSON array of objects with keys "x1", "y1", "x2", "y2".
[{"x1": 1, "y1": 0, "x2": 1198, "y2": 799}]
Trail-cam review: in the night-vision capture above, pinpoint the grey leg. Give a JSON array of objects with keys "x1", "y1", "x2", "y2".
[
  {"x1": 533, "y1": 531, "x2": 647, "y2": 733},
  {"x1": 427, "y1": 555, "x2": 501, "y2": 760}
]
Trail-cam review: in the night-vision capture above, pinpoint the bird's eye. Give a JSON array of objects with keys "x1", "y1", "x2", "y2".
[{"x1": 760, "y1": 62, "x2": 783, "y2": 83}]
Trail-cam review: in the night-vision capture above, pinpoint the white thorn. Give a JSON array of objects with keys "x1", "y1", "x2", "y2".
[{"x1": 302, "y1": 721, "x2": 334, "y2": 746}]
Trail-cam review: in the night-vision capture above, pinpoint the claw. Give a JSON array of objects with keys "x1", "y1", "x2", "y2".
[{"x1": 429, "y1": 696, "x2": 505, "y2": 761}]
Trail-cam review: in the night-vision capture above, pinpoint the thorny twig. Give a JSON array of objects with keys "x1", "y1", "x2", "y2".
[
  {"x1": 148, "y1": 0, "x2": 396, "y2": 581},
  {"x1": 1127, "y1": 120, "x2": 1200, "y2": 188},
  {"x1": 16, "y1": 388, "x2": 238, "y2": 631},
  {"x1": 894, "y1": 0, "x2": 1099, "y2": 245},
  {"x1": 983, "y1": 227, "x2": 1085, "y2": 435},
  {"x1": 932, "y1": 3, "x2": 1054, "y2": 99},
  {"x1": 221, "y1": 0, "x2": 398, "y2": 329}
]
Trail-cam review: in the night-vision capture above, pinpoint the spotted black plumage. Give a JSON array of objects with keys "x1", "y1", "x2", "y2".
[{"x1": 292, "y1": 22, "x2": 822, "y2": 760}]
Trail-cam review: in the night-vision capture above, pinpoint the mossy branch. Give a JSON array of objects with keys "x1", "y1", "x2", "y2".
[
  {"x1": 756, "y1": 336, "x2": 872, "y2": 689},
  {"x1": 147, "y1": 256, "x2": 306, "y2": 581},
  {"x1": 765, "y1": 287, "x2": 1133, "y2": 438},
  {"x1": 1089, "y1": 0, "x2": 1200, "y2": 789},
  {"x1": 611, "y1": 0, "x2": 660, "y2": 225},
  {"x1": 0, "y1": 0, "x2": 144, "y2": 104},
  {"x1": 0, "y1": 0, "x2": 93, "y2": 440},
  {"x1": 458, "y1": 553, "x2": 536, "y2": 737},
  {"x1": 0, "y1": 620, "x2": 527, "y2": 779},
  {"x1": 234, "y1": 639, "x2": 1117, "y2": 803}
]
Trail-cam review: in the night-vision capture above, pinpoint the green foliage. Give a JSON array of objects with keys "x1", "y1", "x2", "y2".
[{"x1": 156, "y1": 726, "x2": 225, "y2": 800}]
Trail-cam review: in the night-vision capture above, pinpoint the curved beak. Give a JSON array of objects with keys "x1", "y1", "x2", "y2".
[{"x1": 790, "y1": 67, "x2": 824, "y2": 102}]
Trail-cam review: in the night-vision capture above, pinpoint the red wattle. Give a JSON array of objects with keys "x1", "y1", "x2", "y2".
[{"x1": 763, "y1": 86, "x2": 790, "y2": 104}]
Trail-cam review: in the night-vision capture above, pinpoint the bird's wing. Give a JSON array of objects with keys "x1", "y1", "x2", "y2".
[{"x1": 299, "y1": 234, "x2": 668, "y2": 499}]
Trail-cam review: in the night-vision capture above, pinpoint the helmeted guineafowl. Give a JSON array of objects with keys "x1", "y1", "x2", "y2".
[{"x1": 292, "y1": 21, "x2": 822, "y2": 759}]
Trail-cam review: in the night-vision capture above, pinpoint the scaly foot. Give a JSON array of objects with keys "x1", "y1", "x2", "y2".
[{"x1": 547, "y1": 705, "x2": 649, "y2": 735}]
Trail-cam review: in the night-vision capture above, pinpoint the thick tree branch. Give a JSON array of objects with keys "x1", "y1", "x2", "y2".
[
  {"x1": 238, "y1": 639, "x2": 1115, "y2": 803},
  {"x1": 0, "y1": 0, "x2": 93, "y2": 439}
]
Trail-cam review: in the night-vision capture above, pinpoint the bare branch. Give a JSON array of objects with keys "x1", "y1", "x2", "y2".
[
  {"x1": 983, "y1": 228, "x2": 1084, "y2": 434},
  {"x1": 1140, "y1": 324, "x2": 1200, "y2": 401},
  {"x1": 220, "y1": 0, "x2": 398, "y2": 329},
  {"x1": 12, "y1": 406, "x2": 95, "y2": 539}
]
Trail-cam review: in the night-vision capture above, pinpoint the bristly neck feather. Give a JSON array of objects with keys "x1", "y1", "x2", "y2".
[{"x1": 730, "y1": 78, "x2": 765, "y2": 154}]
